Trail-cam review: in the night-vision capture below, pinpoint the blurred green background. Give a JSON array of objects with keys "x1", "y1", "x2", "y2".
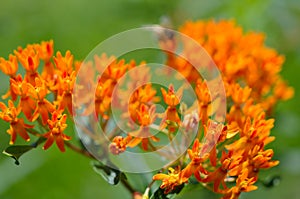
[{"x1": 0, "y1": 0, "x2": 299, "y2": 198}]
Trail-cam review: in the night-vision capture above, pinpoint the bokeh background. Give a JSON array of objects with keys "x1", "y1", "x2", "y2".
[{"x1": 0, "y1": 0, "x2": 299, "y2": 198}]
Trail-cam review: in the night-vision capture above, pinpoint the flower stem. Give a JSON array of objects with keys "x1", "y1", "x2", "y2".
[
  {"x1": 65, "y1": 141, "x2": 137, "y2": 196},
  {"x1": 120, "y1": 178, "x2": 135, "y2": 194},
  {"x1": 65, "y1": 141, "x2": 95, "y2": 159}
]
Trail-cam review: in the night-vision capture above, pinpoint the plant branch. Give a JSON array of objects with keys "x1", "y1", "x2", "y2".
[
  {"x1": 65, "y1": 141, "x2": 95, "y2": 160},
  {"x1": 120, "y1": 178, "x2": 135, "y2": 194}
]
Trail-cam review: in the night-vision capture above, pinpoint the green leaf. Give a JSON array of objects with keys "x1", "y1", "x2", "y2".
[
  {"x1": 92, "y1": 161, "x2": 124, "y2": 185},
  {"x1": 2, "y1": 145, "x2": 35, "y2": 165},
  {"x1": 2, "y1": 137, "x2": 46, "y2": 165}
]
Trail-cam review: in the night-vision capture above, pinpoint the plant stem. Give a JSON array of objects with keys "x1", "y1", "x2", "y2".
[
  {"x1": 65, "y1": 141, "x2": 95, "y2": 160},
  {"x1": 65, "y1": 141, "x2": 137, "y2": 196},
  {"x1": 27, "y1": 128, "x2": 42, "y2": 137},
  {"x1": 120, "y1": 178, "x2": 135, "y2": 194}
]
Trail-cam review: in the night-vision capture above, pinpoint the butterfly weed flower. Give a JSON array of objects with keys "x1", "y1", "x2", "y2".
[
  {"x1": 10, "y1": 75, "x2": 36, "y2": 120},
  {"x1": 43, "y1": 110, "x2": 70, "y2": 152},
  {"x1": 14, "y1": 45, "x2": 40, "y2": 86},
  {"x1": 0, "y1": 40, "x2": 73, "y2": 151},
  {"x1": 0, "y1": 100, "x2": 33, "y2": 144},
  {"x1": 160, "y1": 84, "x2": 182, "y2": 133},
  {"x1": 0, "y1": 55, "x2": 19, "y2": 100},
  {"x1": 127, "y1": 104, "x2": 159, "y2": 151},
  {"x1": 221, "y1": 169, "x2": 258, "y2": 199},
  {"x1": 28, "y1": 77, "x2": 55, "y2": 125},
  {"x1": 152, "y1": 19, "x2": 293, "y2": 198},
  {"x1": 0, "y1": 19, "x2": 294, "y2": 199},
  {"x1": 0, "y1": 54, "x2": 18, "y2": 77},
  {"x1": 153, "y1": 167, "x2": 188, "y2": 194}
]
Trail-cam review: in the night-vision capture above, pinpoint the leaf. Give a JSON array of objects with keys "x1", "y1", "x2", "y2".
[
  {"x1": 92, "y1": 161, "x2": 124, "y2": 185},
  {"x1": 2, "y1": 137, "x2": 46, "y2": 165},
  {"x1": 2, "y1": 145, "x2": 35, "y2": 165}
]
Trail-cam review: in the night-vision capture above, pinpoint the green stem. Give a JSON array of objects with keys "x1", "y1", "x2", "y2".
[
  {"x1": 120, "y1": 178, "x2": 135, "y2": 194},
  {"x1": 65, "y1": 141, "x2": 95, "y2": 160},
  {"x1": 65, "y1": 141, "x2": 137, "y2": 196},
  {"x1": 27, "y1": 128, "x2": 42, "y2": 137}
]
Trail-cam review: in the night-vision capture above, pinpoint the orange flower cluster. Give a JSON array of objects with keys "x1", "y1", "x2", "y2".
[
  {"x1": 75, "y1": 54, "x2": 162, "y2": 152},
  {"x1": 0, "y1": 41, "x2": 76, "y2": 152},
  {"x1": 108, "y1": 83, "x2": 183, "y2": 153},
  {"x1": 0, "y1": 19, "x2": 294, "y2": 199},
  {"x1": 167, "y1": 20, "x2": 293, "y2": 113},
  {"x1": 151, "y1": 20, "x2": 293, "y2": 199}
]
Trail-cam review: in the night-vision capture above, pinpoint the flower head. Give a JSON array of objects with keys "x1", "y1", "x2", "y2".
[
  {"x1": 29, "y1": 77, "x2": 55, "y2": 125},
  {"x1": 0, "y1": 100, "x2": 33, "y2": 144},
  {"x1": 14, "y1": 45, "x2": 40, "y2": 85},
  {"x1": 153, "y1": 167, "x2": 188, "y2": 194},
  {"x1": 43, "y1": 110, "x2": 70, "y2": 152},
  {"x1": 0, "y1": 55, "x2": 18, "y2": 77}
]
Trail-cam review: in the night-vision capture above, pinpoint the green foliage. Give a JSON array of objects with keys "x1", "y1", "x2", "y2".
[
  {"x1": 92, "y1": 161, "x2": 126, "y2": 186},
  {"x1": 2, "y1": 137, "x2": 46, "y2": 165},
  {"x1": 3, "y1": 145, "x2": 35, "y2": 165}
]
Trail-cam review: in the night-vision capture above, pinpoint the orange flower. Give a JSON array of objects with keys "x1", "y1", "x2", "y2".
[
  {"x1": 14, "y1": 45, "x2": 40, "y2": 85},
  {"x1": 222, "y1": 169, "x2": 257, "y2": 199},
  {"x1": 181, "y1": 139, "x2": 208, "y2": 181},
  {"x1": 229, "y1": 83, "x2": 252, "y2": 106},
  {"x1": 10, "y1": 75, "x2": 36, "y2": 120},
  {"x1": 125, "y1": 83, "x2": 159, "y2": 124},
  {"x1": 160, "y1": 84, "x2": 182, "y2": 132},
  {"x1": 273, "y1": 79, "x2": 294, "y2": 101},
  {"x1": 195, "y1": 79, "x2": 211, "y2": 124},
  {"x1": 35, "y1": 40, "x2": 54, "y2": 63},
  {"x1": 83, "y1": 79, "x2": 112, "y2": 119},
  {"x1": 0, "y1": 24, "x2": 293, "y2": 198},
  {"x1": 109, "y1": 135, "x2": 132, "y2": 155},
  {"x1": 0, "y1": 100, "x2": 33, "y2": 144},
  {"x1": 226, "y1": 114, "x2": 275, "y2": 156},
  {"x1": 54, "y1": 51, "x2": 74, "y2": 75},
  {"x1": 245, "y1": 143, "x2": 279, "y2": 177},
  {"x1": 0, "y1": 55, "x2": 20, "y2": 100},
  {"x1": 37, "y1": 40, "x2": 55, "y2": 80},
  {"x1": 55, "y1": 71, "x2": 76, "y2": 114},
  {"x1": 127, "y1": 104, "x2": 159, "y2": 151},
  {"x1": 203, "y1": 151, "x2": 243, "y2": 192},
  {"x1": 226, "y1": 83, "x2": 252, "y2": 128},
  {"x1": 136, "y1": 104, "x2": 156, "y2": 126},
  {"x1": 101, "y1": 58, "x2": 130, "y2": 83},
  {"x1": 153, "y1": 167, "x2": 188, "y2": 194},
  {"x1": 161, "y1": 84, "x2": 181, "y2": 107},
  {"x1": 0, "y1": 54, "x2": 18, "y2": 77},
  {"x1": 176, "y1": 20, "x2": 293, "y2": 113},
  {"x1": 43, "y1": 110, "x2": 70, "y2": 152},
  {"x1": 29, "y1": 77, "x2": 55, "y2": 125}
]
